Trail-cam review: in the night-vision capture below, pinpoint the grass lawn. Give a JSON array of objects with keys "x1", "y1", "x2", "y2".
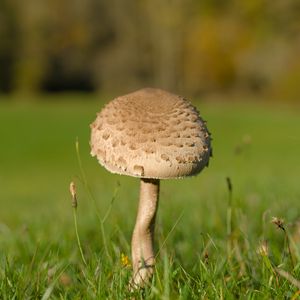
[{"x1": 0, "y1": 95, "x2": 299, "y2": 299}]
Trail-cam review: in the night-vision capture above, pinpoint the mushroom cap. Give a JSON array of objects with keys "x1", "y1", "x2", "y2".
[{"x1": 90, "y1": 88, "x2": 212, "y2": 179}]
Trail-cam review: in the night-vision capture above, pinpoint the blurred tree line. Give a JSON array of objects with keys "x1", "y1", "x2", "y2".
[{"x1": 0, "y1": 0, "x2": 300, "y2": 100}]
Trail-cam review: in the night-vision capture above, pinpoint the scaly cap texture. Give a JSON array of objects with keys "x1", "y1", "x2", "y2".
[{"x1": 90, "y1": 88, "x2": 212, "y2": 179}]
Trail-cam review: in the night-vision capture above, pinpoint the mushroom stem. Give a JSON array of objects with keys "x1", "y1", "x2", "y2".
[{"x1": 131, "y1": 178, "x2": 160, "y2": 287}]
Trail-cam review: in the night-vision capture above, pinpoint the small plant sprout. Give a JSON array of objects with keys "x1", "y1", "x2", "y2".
[{"x1": 90, "y1": 88, "x2": 212, "y2": 288}]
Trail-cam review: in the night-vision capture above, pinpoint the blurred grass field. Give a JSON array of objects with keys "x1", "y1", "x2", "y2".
[{"x1": 0, "y1": 95, "x2": 300, "y2": 299}]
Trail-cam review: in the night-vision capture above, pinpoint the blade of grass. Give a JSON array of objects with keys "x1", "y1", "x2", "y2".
[
  {"x1": 41, "y1": 264, "x2": 69, "y2": 300},
  {"x1": 275, "y1": 267, "x2": 300, "y2": 289},
  {"x1": 155, "y1": 212, "x2": 184, "y2": 259}
]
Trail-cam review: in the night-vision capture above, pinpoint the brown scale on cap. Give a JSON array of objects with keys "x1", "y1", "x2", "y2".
[{"x1": 90, "y1": 88, "x2": 212, "y2": 179}]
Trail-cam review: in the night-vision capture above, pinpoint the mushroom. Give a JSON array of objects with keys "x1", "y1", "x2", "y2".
[{"x1": 90, "y1": 88, "x2": 212, "y2": 287}]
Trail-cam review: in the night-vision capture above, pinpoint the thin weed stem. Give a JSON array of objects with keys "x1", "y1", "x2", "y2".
[
  {"x1": 100, "y1": 182, "x2": 119, "y2": 262},
  {"x1": 260, "y1": 253, "x2": 280, "y2": 287},
  {"x1": 73, "y1": 206, "x2": 88, "y2": 267},
  {"x1": 70, "y1": 181, "x2": 88, "y2": 266},
  {"x1": 75, "y1": 138, "x2": 102, "y2": 222},
  {"x1": 155, "y1": 212, "x2": 184, "y2": 259},
  {"x1": 226, "y1": 177, "x2": 234, "y2": 263},
  {"x1": 271, "y1": 217, "x2": 295, "y2": 269},
  {"x1": 75, "y1": 139, "x2": 119, "y2": 262},
  {"x1": 102, "y1": 182, "x2": 119, "y2": 224}
]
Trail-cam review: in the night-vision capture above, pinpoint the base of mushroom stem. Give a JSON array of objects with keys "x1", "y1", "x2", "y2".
[
  {"x1": 130, "y1": 178, "x2": 160, "y2": 289},
  {"x1": 130, "y1": 260, "x2": 155, "y2": 289}
]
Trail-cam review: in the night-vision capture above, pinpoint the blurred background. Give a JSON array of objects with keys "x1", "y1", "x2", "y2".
[{"x1": 1, "y1": 0, "x2": 300, "y2": 101}]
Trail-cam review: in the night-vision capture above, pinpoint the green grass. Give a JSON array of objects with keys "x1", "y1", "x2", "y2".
[{"x1": 0, "y1": 95, "x2": 300, "y2": 299}]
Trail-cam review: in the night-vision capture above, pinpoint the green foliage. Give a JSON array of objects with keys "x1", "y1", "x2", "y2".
[{"x1": 0, "y1": 96, "x2": 300, "y2": 298}]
